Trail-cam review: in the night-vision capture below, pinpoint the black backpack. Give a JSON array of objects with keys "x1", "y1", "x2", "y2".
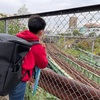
[{"x1": 0, "y1": 33, "x2": 39, "y2": 96}]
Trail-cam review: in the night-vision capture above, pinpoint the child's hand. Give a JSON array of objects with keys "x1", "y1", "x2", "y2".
[
  {"x1": 28, "y1": 77, "x2": 34, "y2": 88},
  {"x1": 41, "y1": 42, "x2": 45, "y2": 47},
  {"x1": 29, "y1": 77, "x2": 34, "y2": 83},
  {"x1": 40, "y1": 41, "x2": 45, "y2": 47}
]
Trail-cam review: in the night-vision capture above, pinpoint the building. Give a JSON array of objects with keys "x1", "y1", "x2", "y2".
[
  {"x1": 17, "y1": 4, "x2": 30, "y2": 15},
  {"x1": 16, "y1": 5, "x2": 30, "y2": 31},
  {"x1": 69, "y1": 17, "x2": 77, "y2": 29},
  {"x1": 0, "y1": 13, "x2": 12, "y2": 18},
  {"x1": 80, "y1": 23, "x2": 100, "y2": 36},
  {"x1": 65, "y1": 16, "x2": 78, "y2": 35}
]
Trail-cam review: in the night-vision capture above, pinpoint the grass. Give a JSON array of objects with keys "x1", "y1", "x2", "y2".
[
  {"x1": 64, "y1": 48, "x2": 81, "y2": 57},
  {"x1": 25, "y1": 83, "x2": 59, "y2": 100}
]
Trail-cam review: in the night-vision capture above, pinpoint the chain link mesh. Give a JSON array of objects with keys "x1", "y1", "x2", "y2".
[{"x1": 0, "y1": 5, "x2": 100, "y2": 100}]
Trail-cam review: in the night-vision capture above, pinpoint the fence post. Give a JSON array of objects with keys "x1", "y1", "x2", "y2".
[{"x1": 4, "y1": 20, "x2": 8, "y2": 34}]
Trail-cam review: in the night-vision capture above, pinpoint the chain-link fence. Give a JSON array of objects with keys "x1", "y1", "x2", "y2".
[{"x1": 0, "y1": 4, "x2": 100, "y2": 100}]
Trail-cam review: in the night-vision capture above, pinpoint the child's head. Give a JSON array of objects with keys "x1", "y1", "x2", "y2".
[{"x1": 28, "y1": 15, "x2": 46, "y2": 38}]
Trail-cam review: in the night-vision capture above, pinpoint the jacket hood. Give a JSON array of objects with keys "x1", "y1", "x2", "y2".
[{"x1": 16, "y1": 30, "x2": 39, "y2": 41}]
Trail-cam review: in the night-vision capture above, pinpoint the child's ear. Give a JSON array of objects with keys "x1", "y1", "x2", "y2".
[
  {"x1": 38, "y1": 30, "x2": 44, "y2": 37},
  {"x1": 36, "y1": 30, "x2": 44, "y2": 38}
]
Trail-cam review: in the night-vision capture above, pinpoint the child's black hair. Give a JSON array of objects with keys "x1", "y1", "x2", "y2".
[{"x1": 28, "y1": 15, "x2": 46, "y2": 34}]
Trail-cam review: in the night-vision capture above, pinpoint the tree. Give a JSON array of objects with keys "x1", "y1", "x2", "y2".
[
  {"x1": 8, "y1": 19, "x2": 20, "y2": 35},
  {"x1": 88, "y1": 32, "x2": 96, "y2": 37},
  {"x1": 0, "y1": 20, "x2": 5, "y2": 33},
  {"x1": 0, "y1": 19, "x2": 27, "y2": 35},
  {"x1": 73, "y1": 29, "x2": 81, "y2": 36}
]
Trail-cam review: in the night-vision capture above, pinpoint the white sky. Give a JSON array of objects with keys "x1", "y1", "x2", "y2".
[{"x1": 0, "y1": 0, "x2": 100, "y2": 14}]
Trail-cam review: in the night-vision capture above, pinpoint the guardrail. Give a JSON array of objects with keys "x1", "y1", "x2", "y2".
[{"x1": 48, "y1": 56, "x2": 73, "y2": 79}]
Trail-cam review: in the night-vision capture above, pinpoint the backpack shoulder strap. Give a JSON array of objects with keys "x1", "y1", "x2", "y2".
[{"x1": 19, "y1": 41, "x2": 40, "y2": 58}]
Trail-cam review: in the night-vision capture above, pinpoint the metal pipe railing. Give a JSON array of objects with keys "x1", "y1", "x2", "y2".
[
  {"x1": 39, "y1": 68, "x2": 100, "y2": 100},
  {"x1": 0, "y1": 4, "x2": 100, "y2": 21}
]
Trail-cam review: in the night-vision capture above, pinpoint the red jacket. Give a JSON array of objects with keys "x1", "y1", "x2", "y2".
[{"x1": 16, "y1": 30, "x2": 48, "y2": 82}]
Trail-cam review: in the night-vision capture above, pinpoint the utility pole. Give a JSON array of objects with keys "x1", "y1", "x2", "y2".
[{"x1": 91, "y1": 32, "x2": 96, "y2": 60}]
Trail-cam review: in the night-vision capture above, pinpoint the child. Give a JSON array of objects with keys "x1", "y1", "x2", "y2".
[{"x1": 9, "y1": 15, "x2": 48, "y2": 100}]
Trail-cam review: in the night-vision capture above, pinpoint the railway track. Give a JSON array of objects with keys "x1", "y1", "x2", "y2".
[
  {"x1": 46, "y1": 43, "x2": 100, "y2": 89},
  {"x1": 51, "y1": 44, "x2": 100, "y2": 76}
]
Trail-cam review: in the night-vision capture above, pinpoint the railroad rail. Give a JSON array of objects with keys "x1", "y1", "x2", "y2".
[{"x1": 46, "y1": 43, "x2": 100, "y2": 89}]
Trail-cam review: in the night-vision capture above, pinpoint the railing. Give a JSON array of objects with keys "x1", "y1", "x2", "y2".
[{"x1": 0, "y1": 4, "x2": 100, "y2": 100}]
